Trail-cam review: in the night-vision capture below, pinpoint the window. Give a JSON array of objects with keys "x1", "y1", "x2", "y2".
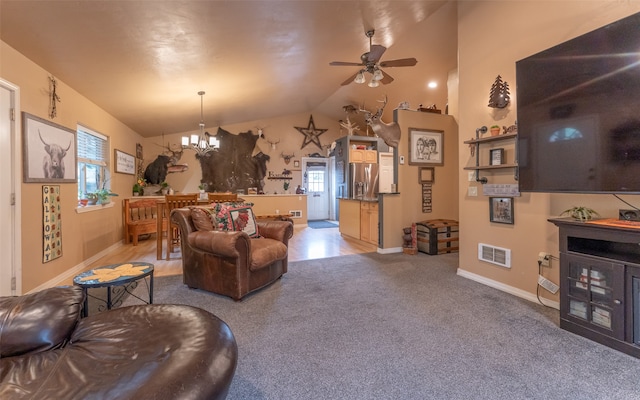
[
  {"x1": 77, "y1": 125, "x2": 109, "y2": 200},
  {"x1": 307, "y1": 169, "x2": 325, "y2": 193}
]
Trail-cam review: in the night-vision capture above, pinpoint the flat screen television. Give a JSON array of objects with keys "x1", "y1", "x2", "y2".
[{"x1": 516, "y1": 12, "x2": 640, "y2": 193}]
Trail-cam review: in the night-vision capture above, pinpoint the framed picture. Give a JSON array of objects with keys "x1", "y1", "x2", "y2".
[
  {"x1": 293, "y1": 160, "x2": 300, "y2": 169},
  {"x1": 489, "y1": 197, "x2": 514, "y2": 224},
  {"x1": 115, "y1": 149, "x2": 136, "y2": 175},
  {"x1": 409, "y1": 128, "x2": 443, "y2": 166},
  {"x1": 419, "y1": 167, "x2": 435, "y2": 183},
  {"x1": 22, "y1": 112, "x2": 77, "y2": 183},
  {"x1": 490, "y1": 148, "x2": 504, "y2": 166}
]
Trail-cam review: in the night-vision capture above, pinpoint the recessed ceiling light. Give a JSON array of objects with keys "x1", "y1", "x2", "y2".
[{"x1": 428, "y1": 81, "x2": 438, "y2": 89}]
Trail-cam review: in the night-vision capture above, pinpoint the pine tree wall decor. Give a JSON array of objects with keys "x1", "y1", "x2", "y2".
[{"x1": 488, "y1": 75, "x2": 510, "y2": 109}]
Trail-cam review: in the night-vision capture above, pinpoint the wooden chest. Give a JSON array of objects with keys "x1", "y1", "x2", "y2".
[{"x1": 416, "y1": 219, "x2": 459, "y2": 255}]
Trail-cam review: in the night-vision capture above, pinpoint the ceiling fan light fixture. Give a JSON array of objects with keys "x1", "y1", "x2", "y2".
[
  {"x1": 354, "y1": 70, "x2": 366, "y2": 84},
  {"x1": 368, "y1": 78, "x2": 380, "y2": 88},
  {"x1": 372, "y1": 68, "x2": 384, "y2": 81}
]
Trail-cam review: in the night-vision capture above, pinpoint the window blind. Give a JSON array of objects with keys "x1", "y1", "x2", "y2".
[{"x1": 77, "y1": 125, "x2": 108, "y2": 166}]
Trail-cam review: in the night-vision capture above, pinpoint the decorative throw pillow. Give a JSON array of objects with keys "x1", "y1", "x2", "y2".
[
  {"x1": 227, "y1": 206, "x2": 260, "y2": 238},
  {"x1": 208, "y1": 201, "x2": 255, "y2": 231}
]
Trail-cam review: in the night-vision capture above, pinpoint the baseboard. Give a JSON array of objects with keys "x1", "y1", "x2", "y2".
[
  {"x1": 378, "y1": 246, "x2": 402, "y2": 254},
  {"x1": 27, "y1": 241, "x2": 125, "y2": 294},
  {"x1": 456, "y1": 268, "x2": 560, "y2": 310}
]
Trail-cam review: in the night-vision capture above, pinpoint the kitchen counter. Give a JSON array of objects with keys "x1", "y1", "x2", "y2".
[{"x1": 243, "y1": 194, "x2": 307, "y2": 225}]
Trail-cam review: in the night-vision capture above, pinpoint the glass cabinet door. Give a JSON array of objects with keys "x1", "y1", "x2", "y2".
[{"x1": 562, "y1": 254, "x2": 624, "y2": 339}]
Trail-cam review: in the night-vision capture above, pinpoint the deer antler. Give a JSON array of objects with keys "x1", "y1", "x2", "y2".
[
  {"x1": 266, "y1": 138, "x2": 280, "y2": 146},
  {"x1": 280, "y1": 152, "x2": 295, "y2": 164}
]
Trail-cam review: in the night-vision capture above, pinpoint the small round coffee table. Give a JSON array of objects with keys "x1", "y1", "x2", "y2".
[{"x1": 73, "y1": 262, "x2": 154, "y2": 317}]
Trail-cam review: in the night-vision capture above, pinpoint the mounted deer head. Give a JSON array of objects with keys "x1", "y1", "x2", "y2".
[
  {"x1": 281, "y1": 152, "x2": 295, "y2": 164},
  {"x1": 266, "y1": 138, "x2": 280, "y2": 150},
  {"x1": 360, "y1": 95, "x2": 401, "y2": 148}
]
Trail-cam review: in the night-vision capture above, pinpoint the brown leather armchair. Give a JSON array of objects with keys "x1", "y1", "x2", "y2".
[
  {"x1": 0, "y1": 286, "x2": 237, "y2": 399},
  {"x1": 171, "y1": 207, "x2": 294, "y2": 301}
]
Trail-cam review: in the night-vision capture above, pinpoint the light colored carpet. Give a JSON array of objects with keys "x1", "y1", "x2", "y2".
[{"x1": 128, "y1": 252, "x2": 640, "y2": 400}]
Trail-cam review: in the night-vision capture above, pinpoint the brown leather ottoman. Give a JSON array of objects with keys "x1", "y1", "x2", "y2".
[{"x1": 0, "y1": 286, "x2": 237, "y2": 399}]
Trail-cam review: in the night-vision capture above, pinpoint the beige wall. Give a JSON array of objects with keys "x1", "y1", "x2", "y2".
[
  {"x1": 2, "y1": 40, "x2": 341, "y2": 292},
  {"x1": 140, "y1": 112, "x2": 343, "y2": 196},
  {"x1": 381, "y1": 109, "x2": 459, "y2": 249},
  {"x1": 1, "y1": 41, "x2": 143, "y2": 293},
  {"x1": 457, "y1": 1, "x2": 640, "y2": 303}
]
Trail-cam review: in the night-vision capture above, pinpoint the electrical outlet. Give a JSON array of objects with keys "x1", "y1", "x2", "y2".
[
  {"x1": 538, "y1": 252, "x2": 550, "y2": 267},
  {"x1": 399, "y1": 156, "x2": 405, "y2": 165}
]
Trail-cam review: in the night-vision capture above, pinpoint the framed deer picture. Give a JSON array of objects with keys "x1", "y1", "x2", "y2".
[
  {"x1": 22, "y1": 112, "x2": 77, "y2": 183},
  {"x1": 408, "y1": 128, "x2": 443, "y2": 166}
]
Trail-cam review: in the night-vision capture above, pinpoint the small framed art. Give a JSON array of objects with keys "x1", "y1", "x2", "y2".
[
  {"x1": 409, "y1": 128, "x2": 444, "y2": 166},
  {"x1": 419, "y1": 167, "x2": 435, "y2": 183},
  {"x1": 490, "y1": 148, "x2": 504, "y2": 166},
  {"x1": 489, "y1": 197, "x2": 514, "y2": 224},
  {"x1": 115, "y1": 149, "x2": 136, "y2": 175}
]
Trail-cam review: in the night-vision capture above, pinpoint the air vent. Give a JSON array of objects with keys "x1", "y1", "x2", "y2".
[
  {"x1": 289, "y1": 210, "x2": 302, "y2": 218},
  {"x1": 478, "y1": 243, "x2": 511, "y2": 268}
]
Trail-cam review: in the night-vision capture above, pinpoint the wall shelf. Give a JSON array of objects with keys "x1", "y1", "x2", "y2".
[
  {"x1": 463, "y1": 132, "x2": 517, "y2": 145},
  {"x1": 267, "y1": 176, "x2": 292, "y2": 180},
  {"x1": 465, "y1": 132, "x2": 518, "y2": 183},
  {"x1": 463, "y1": 163, "x2": 518, "y2": 171}
]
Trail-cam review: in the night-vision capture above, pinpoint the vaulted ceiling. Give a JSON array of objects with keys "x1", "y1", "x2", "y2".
[{"x1": 1, "y1": 1, "x2": 457, "y2": 137}]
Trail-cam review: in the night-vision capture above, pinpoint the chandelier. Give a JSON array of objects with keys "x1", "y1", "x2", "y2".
[{"x1": 181, "y1": 91, "x2": 219, "y2": 155}]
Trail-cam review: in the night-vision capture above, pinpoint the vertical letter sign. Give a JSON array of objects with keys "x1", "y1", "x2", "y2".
[{"x1": 43, "y1": 185, "x2": 62, "y2": 262}]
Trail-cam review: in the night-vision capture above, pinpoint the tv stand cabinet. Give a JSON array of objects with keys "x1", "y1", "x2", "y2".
[{"x1": 549, "y1": 218, "x2": 640, "y2": 358}]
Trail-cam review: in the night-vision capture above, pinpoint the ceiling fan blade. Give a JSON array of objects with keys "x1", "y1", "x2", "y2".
[
  {"x1": 340, "y1": 71, "x2": 361, "y2": 86},
  {"x1": 330, "y1": 61, "x2": 364, "y2": 67},
  {"x1": 367, "y1": 45, "x2": 386, "y2": 62},
  {"x1": 379, "y1": 70, "x2": 395, "y2": 84},
  {"x1": 379, "y1": 58, "x2": 418, "y2": 68}
]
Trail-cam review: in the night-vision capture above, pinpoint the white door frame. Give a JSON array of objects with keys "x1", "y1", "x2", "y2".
[
  {"x1": 302, "y1": 157, "x2": 331, "y2": 220},
  {"x1": 1, "y1": 79, "x2": 22, "y2": 295}
]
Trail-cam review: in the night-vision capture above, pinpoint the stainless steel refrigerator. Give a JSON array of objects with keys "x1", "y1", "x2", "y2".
[{"x1": 350, "y1": 163, "x2": 379, "y2": 200}]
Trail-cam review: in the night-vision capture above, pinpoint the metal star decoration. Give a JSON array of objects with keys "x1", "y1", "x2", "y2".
[{"x1": 295, "y1": 115, "x2": 328, "y2": 149}]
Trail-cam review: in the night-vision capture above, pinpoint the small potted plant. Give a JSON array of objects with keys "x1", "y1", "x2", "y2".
[
  {"x1": 283, "y1": 181, "x2": 290, "y2": 194},
  {"x1": 133, "y1": 178, "x2": 147, "y2": 196},
  {"x1": 161, "y1": 181, "x2": 169, "y2": 195},
  {"x1": 490, "y1": 125, "x2": 501, "y2": 136},
  {"x1": 561, "y1": 206, "x2": 600, "y2": 222}
]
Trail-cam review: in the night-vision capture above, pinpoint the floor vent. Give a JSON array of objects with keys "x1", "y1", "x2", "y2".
[
  {"x1": 478, "y1": 243, "x2": 511, "y2": 268},
  {"x1": 289, "y1": 210, "x2": 302, "y2": 218}
]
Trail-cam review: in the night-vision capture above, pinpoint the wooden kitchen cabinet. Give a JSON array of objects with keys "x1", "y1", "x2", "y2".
[
  {"x1": 360, "y1": 201, "x2": 379, "y2": 245},
  {"x1": 349, "y1": 149, "x2": 378, "y2": 164}
]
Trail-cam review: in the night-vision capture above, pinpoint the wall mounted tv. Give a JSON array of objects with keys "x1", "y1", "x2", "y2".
[{"x1": 516, "y1": 12, "x2": 640, "y2": 193}]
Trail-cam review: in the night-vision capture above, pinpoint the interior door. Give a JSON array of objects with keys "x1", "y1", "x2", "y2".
[
  {"x1": 303, "y1": 157, "x2": 330, "y2": 220},
  {"x1": 0, "y1": 81, "x2": 19, "y2": 295}
]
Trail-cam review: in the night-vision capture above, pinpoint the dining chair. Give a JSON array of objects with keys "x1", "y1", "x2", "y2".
[
  {"x1": 207, "y1": 192, "x2": 239, "y2": 203},
  {"x1": 165, "y1": 194, "x2": 199, "y2": 260}
]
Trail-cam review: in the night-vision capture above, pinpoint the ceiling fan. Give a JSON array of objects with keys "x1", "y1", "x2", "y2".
[{"x1": 330, "y1": 29, "x2": 418, "y2": 87}]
